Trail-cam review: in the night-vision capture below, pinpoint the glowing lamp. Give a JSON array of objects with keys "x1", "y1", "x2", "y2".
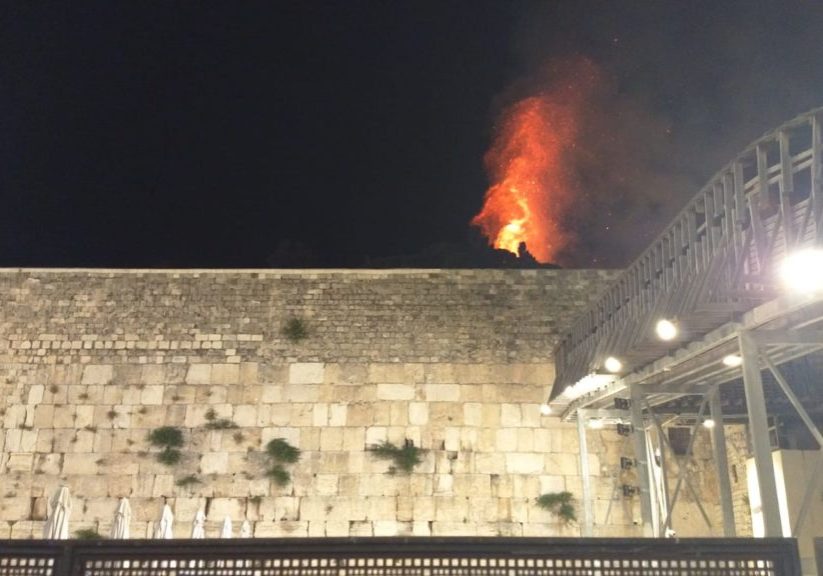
[
  {"x1": 779, "y1": 249, "x2": 823, "y2": 294},
  {"x1": 588, "y1": 419, "x2": 604, "y2": 430},
  {"x1": 603, "y1": 356, "x2": 623, "y2": 373},
  {"x1": 539, "y1": 404, "x2": 552, "y2": 416},
  {"x1": 722, "y1": 354, "x2": 743, "y2": 367},
  {"x1": 702, "y1": 418, "x2": 716, "y2": 429},
  {"x1": 655, "y1": 319, "x2": 678, "y2": 341}
]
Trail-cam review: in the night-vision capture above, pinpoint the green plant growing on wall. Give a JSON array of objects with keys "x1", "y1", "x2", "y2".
[
  {"x1": 264, "y1": 438, "x2": 301, "y2": 486},
  {"x1": 204, "y1": 408, "x2": 239, "y2": 430},
  {"x1": 74, "y1": 528, "x2": 104, "y2": 540},
  {"x1": 176, "y1": 475, "x2": 202, "y2": 488},
  {"x1": 281, "y1": 317, "x2": 309, "y2": 343},
  {"x1": 148, "y1": 426, "x2": 184, "y2": 466},
  {"x1": 536, "y1": 491, "x2": 577, "y2": 524},
  {"x1": 368, "y1": 439, "x2": 424, "y2": 475}
]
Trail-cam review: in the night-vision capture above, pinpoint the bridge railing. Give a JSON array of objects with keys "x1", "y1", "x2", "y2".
[
  {"x1": 0, "y1": 537, "x2": 802, "y2": 576},
  {"x1": 553, "y1": 108, "x2": 823, "y2": 400}
]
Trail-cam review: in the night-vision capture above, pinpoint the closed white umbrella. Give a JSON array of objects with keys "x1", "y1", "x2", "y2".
[
  {"x1": 191, "y1": 509, "x2": 206, "y2": 539},
  {"x1": 110, "y1": 498, "x2": 131, "y2": 539},
  {"x1": 220, "y1": 516, "x2": 232, "y2": 538},
  {"x1": 43, "y1": 486, "x2": 71, "y2": 539},
  {"x1": 239, "y1": 520, "x2": 251, "y2": 538},
  {"x1": 155, "y1": 504, "x2": 174, "y2": 539}
]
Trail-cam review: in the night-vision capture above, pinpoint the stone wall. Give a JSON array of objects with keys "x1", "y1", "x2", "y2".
[{"x1": 0, "y1": 268, "x2": 639, "y2": 539}]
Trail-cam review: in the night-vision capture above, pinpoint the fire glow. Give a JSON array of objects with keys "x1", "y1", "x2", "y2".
[{"x1": 471, "y1": 60, "x2": 599, "y2": 263}]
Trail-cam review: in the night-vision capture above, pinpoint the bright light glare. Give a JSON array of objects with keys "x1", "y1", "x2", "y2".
[
  {"x1": 780, "y1": 249, "x2": 823, "y2": 294},
  {"x1": 540, "y1": 404, "x2": 552, "y2": 416},
  {"x1": 722, "y1": 354, "x2": 743, "y2": 367},
  {"x1": 588, "y1": 419, "x2": 604, "y2": 430},
  {"x1": 655, "y1": 319, "x2": 678, "y2": 341},
  {"x1": 603, "y1": 356, "x2": 623, "y2": 373},
  {"x1": 702, "y1": 418, "x2": 716, "y2": 429}
]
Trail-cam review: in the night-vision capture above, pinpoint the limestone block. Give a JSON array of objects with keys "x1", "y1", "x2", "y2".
[
  {"x1": 545, "y1": 453, "x2": 579, "y2": 476},
  {"x1": 505, "y1": 453, "x2": 545, "y2": 474},
  {"x1": 27, "y1": 384, "x2": 45, "y2": 405},
  {"x1": 373, "y1": 520, "x2": 399, "y2": 536},
  {"x1": 467, "y1": 497, "x2": 497, "y2": 522},
  {"x1": 10, "y1": 521, "x2": 37, "y2": 539},
  {"x1": 82, "y1": 365, "x2": 113, "y2": 385},
  {"x1": 517, "y1": 429, "x2": 534, "y2": 452},
  {"x1": 377, "y1": 384, "x2": 414, "y2": 400},
  {"x1": 254, "y1": 520, "x2": 308, "y2": 537},
  {"x1": 434, "y1": 496, "x2": 468, "y2": 522},
  {"x1": 65, "y1": 475, "x2": 109, "y2": 499},
  {"x1": 152, "y1": 474, "x2": 174, "y2": 497},
  {"x1": 520, "y1": 403, "x2": 542, "y2": 427},
  {"x1": 458, "y1": 384, "x2": 485, "y2": 402},
  {"x1": 539, "y1": 475, "x2": 566, "y2": 493},
  {"x1": 389, "y1": 403, "x2": 408, "y2": 426},
  {"x1": 443, "y1": 428, "x2": 460, "y2": 451},
  {"x1": 52, "y1": 405, "x2": 76, "y2": 428},
  {"x1": 307, "y1": 520, "x2": 326, "y2": 537},
  {"x1": 328, "y1": 404, "x2": 347, "y2": 427},
  {"x1": 133, "y1": 406, "x2": 165, "y2": 428},
  {"x1": 241, "y1": 385, "x2": 262, "y2": 404},
  {"x1": 497, "y1": 522, "x2": 523, "y2": 536},
  {"x1": 501, "y1": 404, "x2": 521, "y2": 427},
  {"x1": 74, "y1": 406, "x2": 95, "y2": 429},
  {"x1": 463, "y1": 403, "x2": 482, "y2": 426},
  {"x1": 239, "y1": 362, "x2": 258, "y2": 384},
  {"x1": 35, "y1": 454, "x2": 62, "y2": 476},
  {"x1": 261, "y1": 384, "x2": 283, "y2": 404},
  {"x1": 364, "y1": 426, "x2": 387, "y2": 446},
  {"x1": 510, "y1": 498, "x2": 530, "y2": 522},
  {"x1": 477, "y1": 429, "x2": 497, "y2": 452},
  {"x1": 432, "y1": 521, "x2": 475, "y2": 536},
  {"x1": 185, "y1": 364, "x2": 211, "y2": 385},
  {"x1": 312, "y1": 404, "x2": 328, "y2": 426},
  {"x1": 284, "y1": 385, "x2": 321, "y2": 403},
  {"x1": 314, "y1": 474, "x2": 339, "y2": 495},
  {"x1": 347, "y1": 403, "x2": 374, "y2": 426},
  {"x1": 268, "y1": 403, "x2": 289, "y2": 425},
  {"x1": 0, "y1": 495, "x2": 31, "y2": 521},
  {"x1": 324, "y1": 363, "x2": 367, "y2": 385},
  {"x1": 200, "y1": 452, "x2": 228, "y2": 475},
  {"x1": 259, "y1": 363, "x2": 288, "y2": 384},
  {"x1": 429, "y1": 403, "x2": 461, "y2": 426},
  {"x1": 454, "y1": 474, "x2": 491, "y2": 497},
  {"x1": 365, "y1": 496, "x2": 397, "y2": 521},
  {"x1": 211, "y1": 364, "x2": 239, "y2": 385},
  {"x1": 319, "y1": 428, "x2": 343, "y2": 451},
  {"x1": 207, "y1": 497, "x2": 245, "y2": 521},
  {"x1": 140, "y1": 385, "x2": 164, "y2": 405},
  {"x1": 106, "y1": 475, "x2": 135, "y2": 498},
  {"x1": 424, "y1": 384, "x2": 460, "y2": 402},
  {"x1": 495, "y1": 428, "x2": 517, "y2": 452},
  {"x1": 62, "y1": 453, "x2": 99, "y2": 475},
  {"x1": 367, "y1": 363, "x2": 406, "y2": 384},
  {"x1": 412, "y1": 520, "x2": 431, "y2": 536},
  {"x1": 349, "y1": 521, "x2": 373, "y2": 536},
  {"x1": 460, "y1": 428, "x2": 478, "y2": 451},
  {"x1": 288, "y1": 403, "x2": 314, "y2": 426},
  {"x1": 299, "y1": 497, "x2": 334, "y2": 521},
  {"x1": 233, "y1": 404, "x2": 257, "y2": 427},
  {"x1": 434, "y1": 474, "x2": 453, "y2": 494},
  {"x1": 6, "y1": 453, "x2": 33, "y2": 472},
  {"x1": 289, "y1": 363, "x2": 324, "y2": 384},
  {"x1": 142, "y1": 364, "x2": 165, "y2": 385},
  {"x1": 325, "y1": 520, "x2": 350, "y2": 536}
]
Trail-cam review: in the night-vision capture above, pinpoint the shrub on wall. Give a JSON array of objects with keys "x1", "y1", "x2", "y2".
[{"x1": 368, "y1": 439, "x2": 424, "y2": 475}]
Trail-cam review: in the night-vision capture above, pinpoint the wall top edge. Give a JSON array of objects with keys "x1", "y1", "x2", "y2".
[{"x1": 0, "y1": 267, "x2": 617, "y2": 275}]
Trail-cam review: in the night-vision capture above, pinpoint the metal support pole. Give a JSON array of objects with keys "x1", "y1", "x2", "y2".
[
  {"x1": 654, "y1": 424, "x2": 671, "y2": 535},
  {"x1": 577, "y1": 413, "x2": 594, "y2": 536},
  {"x1": 630, "y1": 385, "x2": 654, "y2": 535},
  {"x1": 709, "y1": 386, "x2": 737, "y2": 536},
  {"x1": 739, "y1": 330, "x2": 783, "y2": 536}
]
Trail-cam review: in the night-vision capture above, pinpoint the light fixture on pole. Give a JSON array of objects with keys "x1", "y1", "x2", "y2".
[{"x1": 722, "y1": 354, "x2": 742, "y2": 367}]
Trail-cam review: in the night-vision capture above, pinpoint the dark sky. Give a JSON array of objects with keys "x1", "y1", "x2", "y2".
[{"x1": 2, "y1": 1, "x2": 823, "y2": 268}]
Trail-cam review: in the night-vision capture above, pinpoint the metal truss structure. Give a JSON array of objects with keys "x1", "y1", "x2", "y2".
[{"x1": 549, "y1": 108, "x2": 823, "y2": 540}]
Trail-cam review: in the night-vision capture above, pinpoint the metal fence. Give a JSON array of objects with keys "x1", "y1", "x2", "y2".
[{"x1": 0, "y1": 537, "x2": 801, "y2": 576}]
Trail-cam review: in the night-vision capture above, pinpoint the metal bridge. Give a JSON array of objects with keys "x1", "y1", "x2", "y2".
[{"x1": 549, "y1": 108, "x2": 823, "y2": 544}]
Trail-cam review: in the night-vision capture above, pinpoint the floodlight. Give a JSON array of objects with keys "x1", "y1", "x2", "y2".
[
  {"x1": 779, "y1": 249, "x2": 823, "y2": 294},
  {"x1": 588, "y1": 418, "x2": 604, "y2": 430},
  {"x1": 603, "y1": 356, "x2": 623, "y2": 373},
  {"x1": 540, "y1": 404, "x2": 552, "y2": 416},
  {"x1": 655, "y1": 318, "x2": 678, "y2": 341},
  {"x1": 722, "y1": 354, "x2": 742, "y2": 367},
  {"x1": 702, "y1": 418, "x2": 716, "y2": 429}
]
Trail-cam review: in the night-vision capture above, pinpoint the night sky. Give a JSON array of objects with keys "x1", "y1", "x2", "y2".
[{"x1": 3, "y1": 2, "x2": 823, "y2": 268}]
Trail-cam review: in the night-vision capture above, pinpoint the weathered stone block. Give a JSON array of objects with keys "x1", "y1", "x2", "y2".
[{"x1": 289, "y1": 363, "x2": 324, "y2": 384}]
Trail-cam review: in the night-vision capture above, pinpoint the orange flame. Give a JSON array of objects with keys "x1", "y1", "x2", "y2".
[{"x1": 472, "y1": 61, "x2": 600, "y2": 263}]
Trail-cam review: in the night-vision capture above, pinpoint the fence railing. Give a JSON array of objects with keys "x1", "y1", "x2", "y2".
[
  {"x1": 0, "y1": 537, "x2": 801, "y2": 576},
  {"x1": 553, "y1": 107, "x2": 823, "y2": 399}
]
